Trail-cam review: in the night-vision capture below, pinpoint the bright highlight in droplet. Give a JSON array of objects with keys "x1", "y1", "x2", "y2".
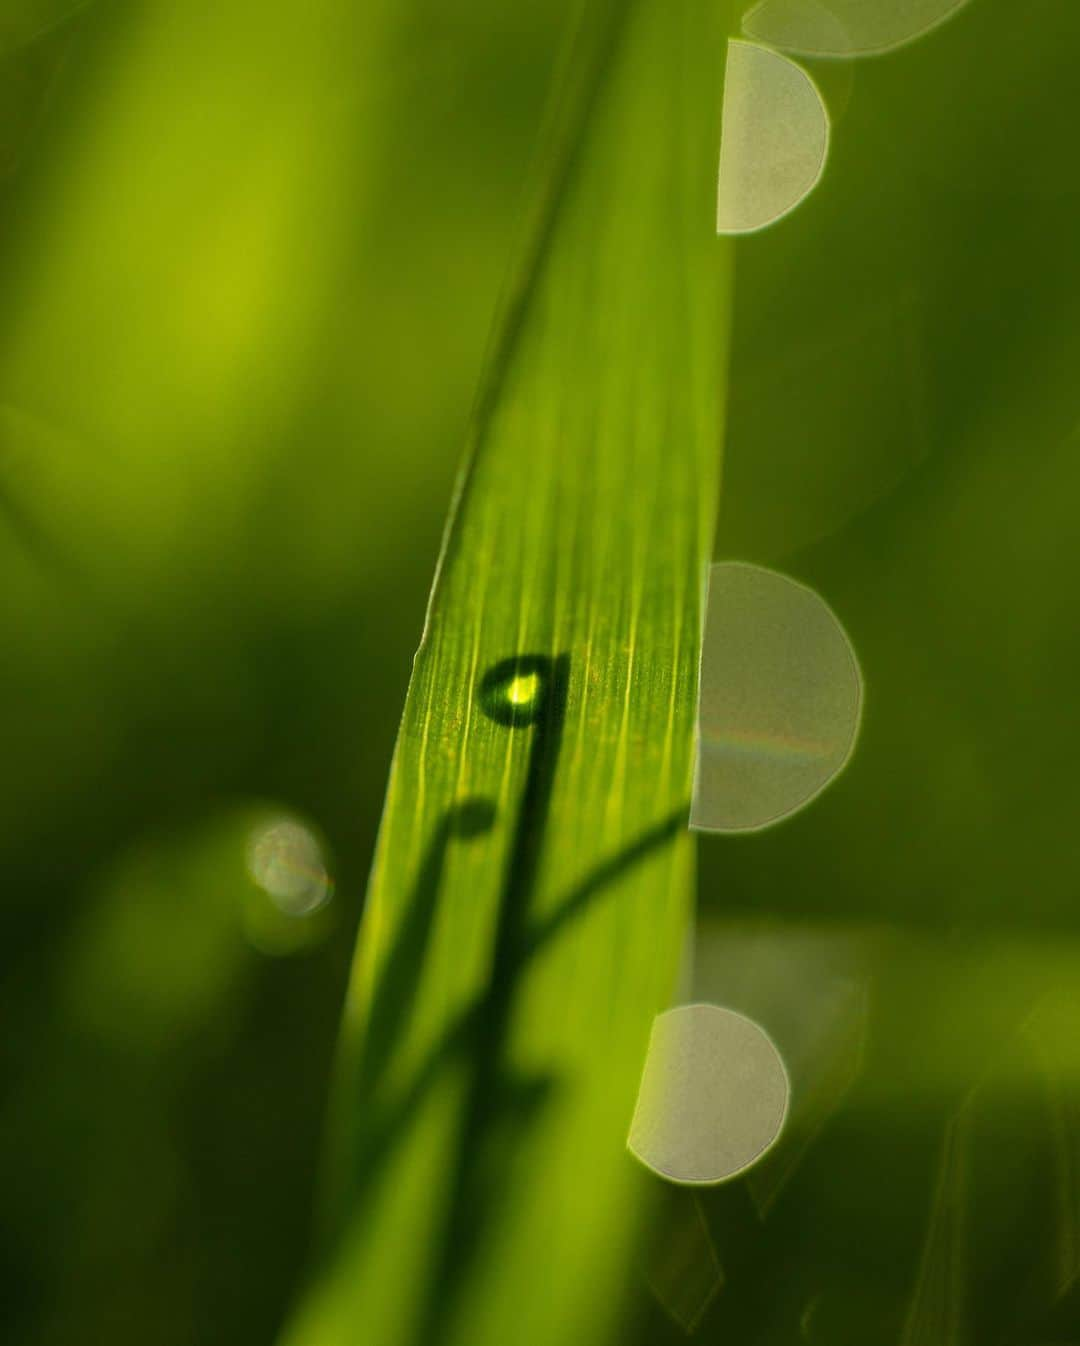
[
  {"x1": 628, "y1": 1004, "x2": 789, "y2": 1185},
  {"x1": 247, "y1": 817, "x2": 333, "y2": 918},
  {"x1": 717, "y1": 39, "x2": 829, "y2": 235},
  {"x1": 505, "y1": 673, "x2": 540, "y2": 708},
  {"x1": 742, "y1": 0, "x2": 971, "y2": 58},
  {"x1": 691, "y1": 562, "x2": 862, "y2": 833}
]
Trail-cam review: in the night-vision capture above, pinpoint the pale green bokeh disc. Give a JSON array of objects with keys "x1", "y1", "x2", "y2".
[
  {"x1": 742, "y1": 0, "x2": 972, "y2": 58},
  {"x1": 691, "y1": 562, "x2": 862, "y2": 833},
  {"x1": 628, "y1": 1004, "x2": 790, "y2": 1185},
  {"x1": 717, "y1": 39, "x2": 829, "y2": 235}
]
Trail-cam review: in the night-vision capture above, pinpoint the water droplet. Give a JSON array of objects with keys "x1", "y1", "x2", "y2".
[
  {"x1": 742, "y1": 0, "x2": 971, "y2": 58},
  {"x1": 691, "y1": 562, "x2": 862, "y2": 833},
  {"x1": 717, "y1": 39, "x2": 829, "y2": 235},
  {"x1": 478, "y1": 654, "x2": 555, "y2": 727},
  {"x1": 629, "y1": 1004, "x2": 789, "y2": 1184}
]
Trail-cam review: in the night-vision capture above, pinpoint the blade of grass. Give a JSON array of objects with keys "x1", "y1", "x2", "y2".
[{"x1": 284, "y1": 1, "x2": 734, "y2": 1343}]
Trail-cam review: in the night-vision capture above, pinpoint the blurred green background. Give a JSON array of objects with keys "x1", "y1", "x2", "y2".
[
  {"x1": 2, "y1": 0, "x2": 1080, "y2": 1343},
  {"x1": 0, "y1": 2, "x2": 574, "y2": 1341}
]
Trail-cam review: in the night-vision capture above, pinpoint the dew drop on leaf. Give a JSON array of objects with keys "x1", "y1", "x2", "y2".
[
  {"x1": 717, "y1": 39, "x2": 829, "y2": 235},
  {"x1": 690, "y1": 562, "x2": 862, "y2": 833},
  {"x1": 628, "y1": 1004, "x2": 789, "y2": 1184}
]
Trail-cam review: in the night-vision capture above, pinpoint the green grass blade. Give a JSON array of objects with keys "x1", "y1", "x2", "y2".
[{"x1": 285, "y1": 1, "x2": 732, "y2": 1343}]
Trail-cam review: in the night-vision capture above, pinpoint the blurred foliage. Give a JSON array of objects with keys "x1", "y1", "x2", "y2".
[
  {"x1": 2, "y1": 0, "x2": 1080, "y2": 1344},
  {"x1": 0, "y1": 1, "x2": 573, "y2": 1342},
  {"x1": 690, "y1": 0, "x2": 1080, "y2": 1341}
]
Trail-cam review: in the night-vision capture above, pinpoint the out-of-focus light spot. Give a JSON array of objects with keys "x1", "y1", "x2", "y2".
[
  {"x1": 717, "y1": 39, "x2": 829, "y2": 235},
  {"x1": 244, "y1": 813, "x2": 335, "y2": 956},
  {"x1": 628, "y1": 1003, "x2": 789, "y2": 1185},
  {"x1": 248, "y1": 817, "x2": 333, "y2": 917},
  {"x1": 742, "y1": 0, "x2": 971, "y2": 58},
  {"x1": 691, "y1": 562, "x2": 862, "y2": 833}
]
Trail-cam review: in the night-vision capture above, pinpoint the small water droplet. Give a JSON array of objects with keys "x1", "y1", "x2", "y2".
[{"x1": 478, "y1": 655, "x2": 555, "y2": 727}]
